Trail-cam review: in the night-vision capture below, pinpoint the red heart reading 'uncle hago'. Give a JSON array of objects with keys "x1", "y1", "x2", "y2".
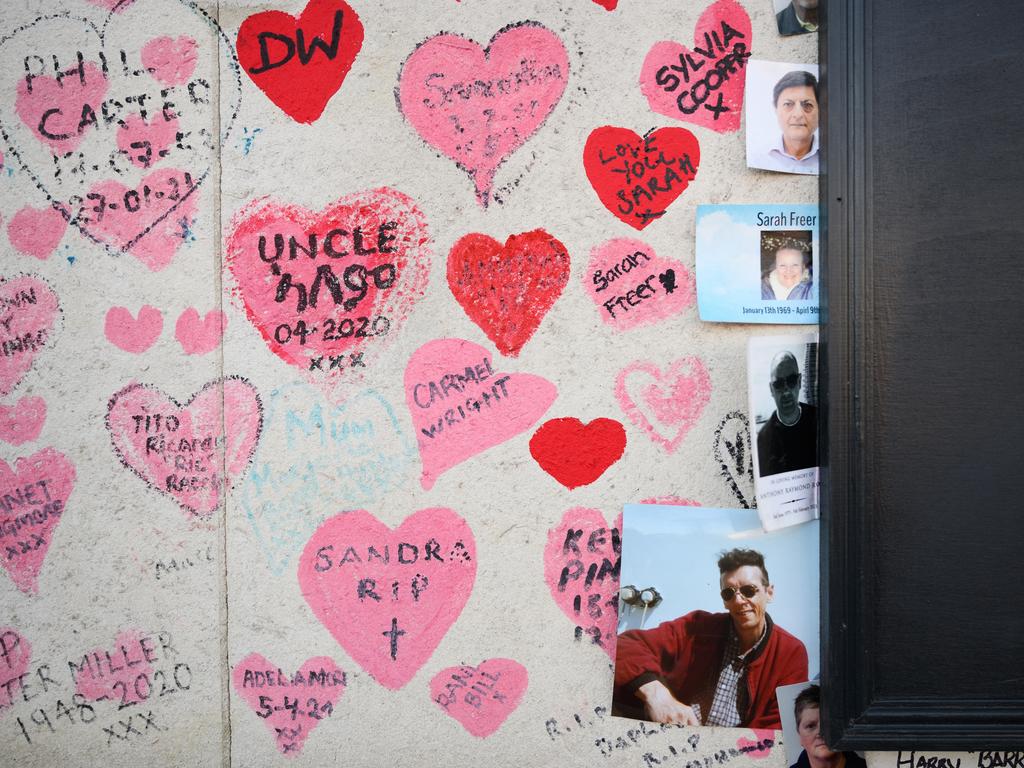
[
  {"x1": 529, "y1": 417, "x2": 627, "y2": 489},
  {"x1": 584, "y1": 126, "x2": 700, "y2": 230},
  {"x1": 447, "y1": 229, "x2": 570, "y2": 357},
  {"x1": 237, "y1": 0, "x2": 364, "y2": 124}
]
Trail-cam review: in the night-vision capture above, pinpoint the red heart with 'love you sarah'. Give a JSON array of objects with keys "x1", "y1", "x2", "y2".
[
  {"x1": 529, "y1": 417, "x2": 627, "y2": 489},
  {"x1": 237, "y1": 0, "x2": 364, "y2": 124},
  {"x1": 447, "y1": 229, "x2": 570, "y2": 357},
  {"x1": 584, "y1": 126, "x2": 700, "y2": 230}
]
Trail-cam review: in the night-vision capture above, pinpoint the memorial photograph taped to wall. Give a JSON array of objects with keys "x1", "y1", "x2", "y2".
[
  {"x1": 747, "y1": 334, "x2": 820, "y2": 531},
  {"x1": 773, "y1": 0, "x2": 819, "y2": 37},
  {"x1": 612, "y1": 504, "x2": 819, "y2": 731},
  {"x1": 745, "y1": 59, "x2": 820, "y2": 175}
]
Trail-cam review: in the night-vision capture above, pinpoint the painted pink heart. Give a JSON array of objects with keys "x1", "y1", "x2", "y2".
[
  {"x1": 7, "y1": 206, "x2": 68, "y2": 261},
  {"x1": 82, "y1": 167, "x2": 198, "y2": 271},
  {"x1": 75, "y1": 630, "x2": 154, "y2": 705},
  {"x1": 405, "y1": 338, "x2": 557, "y2": 490},
  {"x1": 430, "y1": 658, "x2": 528, "y2": 738},
  {"x1": 0, "y1": 275, "x2": 60, "y2": 397},
  {"x1": 585, "y1": 238, "x2": 694, "y2": 331},
  {"x1": 0, "y1": 628, "x2": 31, "y2": 713},
  {"x1": 0, "y1": 447, "x2": 76, "y2": 595},
  {"x1": 298, "y1": 508, "x2": 477, "y2": 690},
  {"x1": 397, "y1": 22, "x2": 569, "y2": 207},
  {"x1": 86, "y1": 0, "x2": 136, "y2": 11},
  {"x1": 737, "y1": 729, "x2": 777, "y2": 759},
  {"x1": 175, "y1": 308, "x2": 226, "y2": 355},
  {"x1": 544, "y1": 508, "x2": 621, "y2": 659},
  {"x1": 104, "y1": 305, "x2": 163, "y2": 353},
  {"x1": 0, "y1": 397, "x2": 46, "y2": 446},
  {"x1": 615, "y1": 357, "x2": 712, "y2": 453},
  {"x1": 141, "y1": 36, "x2": 199, "y2": 86},
  {"x1": 233, "y1": 653, "x2": 346, "y2": 756},
  {"x1": 116, "y1": 112, "x2": 181, "y2": 169},
  {"x1": 106, "y1": 377, "x2": 263, "y2": 516},
  {"x1": 225, "y1": 188, "x2": 431, "y2": 384},
  {"x1": 15, "y1": 61, "x2": 109, "y2": 155},
  {"x1": 639, "y1": 0, "x2": 752, "y2": 133}
]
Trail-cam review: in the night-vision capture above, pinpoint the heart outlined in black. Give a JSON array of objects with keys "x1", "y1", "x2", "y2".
[{"x1": 712, "y1": 409, "x2": 754, "y2": 508}]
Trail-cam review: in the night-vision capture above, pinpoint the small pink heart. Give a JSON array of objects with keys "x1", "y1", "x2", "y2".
[
  {"x1": 544, "y1": 508, "x2": 621, "y2": 658},
  {"x1": 0, "y1": 448, "x2": 76, "y2": 594},
  {"x1": 0, "y1": 275, "x2": 60, "y2": 397},
  {"x1": 75, "y1": 630, "x2": 154, "y2": 705},
  {"x1": 141, "y1": 36, "x2": 199, "y2": 87},
  {"x1": 0, "y1": 628, "x2": 31, "y2": 713},
  {"x1": 232, "y1": 653, "x2": 346, "y2": 756},
  {"x1": 175, "y1": 308, "x2": 226, "y2": 356},
  {"x1": 298, "y1": 508, "x2": 477, "y2": 690},
  {"x1": 0, "y1": 397, "x2": 46, "y2": 446},
  {"x1": 615, "y1": 357, "x2": 712, "y2": 453},
  {"x1": 116, "y1": 113, "x2": 181, "y2": 169},
  {"x1": 104, "y1": 306, "x2": 163, "y2": 354},
  {"x1": 430, "y1": 658, "x2": 528, "y2": 738},
  {"x1": 737, "y1": 730, "x2": 777, "y2": 759},
  {"x1": 105, "y1": 377, "x2": 263, "y2": 516},
  {"x1": 7, "y1": 206, "x2": 68, "y2": 261},
  {"x1": 405, "y1": 338, "x2": 557, "y2": 489},
  {"x1": 85, "y1": 0, "x2": 136, "y2": 11},
  {"x1": 15, "y1": 62, "x2": 109, "y2": 155}
]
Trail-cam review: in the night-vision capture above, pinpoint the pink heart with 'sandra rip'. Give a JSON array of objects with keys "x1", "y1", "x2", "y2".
[
  {"x1": 639, "y1": 0, "x2": 752, "y2": 133},
  {"x1": 116, "y1": 112, "x2": 180, "y2": 169},
  {"x1": 615, "y1": 357, "x2": 712, "y2": 453},
  {"x1": 0, "y1": 397, "x2": 47, "y2": 446},
  {"x1": 298, "y1": 508, "x2": 477, "y2": 691},
  {"x1": 141, "y1": 36, "x2": 199, "y2": 87},
  {"x1": 106, "y1": 377, "x2": 262, "y2": 516},
  {"x1": 104, "y1": 305, "x2": 163, "y2": 353},
  {"x1": 0, "y1": 447, "x2": 76, "y2": 595},
  {"x1": 544, "y1": 508, "x2": 621, "y2": 659},
  {"x1": 430, "y1": 658, "x2": 528, "y2": 738},
  {"x1": 79, "y1": 167, "x2": 198, "y2": 271},
  {"x1": 0, "y1": 275, "x2": 60, "y2": 397},
  {"x1": 232, "y1": 653, "x2": 345, "y2": 757},
  {"x1": 7, "y1": 206, "x2": 68, "y2": 261},
  {"x1": 175, "y1": 308, "x2": 226, "y2": 355},
  {"x1": 405, "y1": 338, "x2": 557, "y2": 490},
  {"x1": 15, "y1": 61, "x2": 109, "y2": 155},
  {"x1": 75, "y1": 630, "x2": 154, "y2": 705},
  {"x1": 0, "y1": 628, "x2": 31, "y2": 713},
  {"x1": 584, "y1": 238, "x2": 694, "y2": 332},
  {"x1": 397, "y1": 21, "x2": 569, "y2": 207}
]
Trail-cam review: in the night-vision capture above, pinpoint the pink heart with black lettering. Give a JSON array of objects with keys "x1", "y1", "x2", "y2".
[
  {"x1": 615, "y1": 357, "x2": 712, "y2": 453},
  {"x1": 226, "y1": 188, "x2": 431, "y2": 386},
  {"x1": 397, "y1": 22, "x2": 568, "y2": 206},
  {"x1": 75, "y1": 630, "x2": 154, "y2": 705},
  {"x1": 106, "y1": 377, "x2": 263, "y2": 516},
  {"x1": 544, "y1": 507, "x2": 621, "y2": 659},
  {"x1": 639, "y1": 0, "x2": 752, "y2": 133},
  {"x1": 232, "y1": 653, "x2": 346, "y2": 756},
  {"x1": 116, "y1": 113, "x2": 180, "y2": 169},
  {"x1": 0, "y1": 275, "x2": 60, "y2": 397},
  {"x1": 15, "y1": 61, "x2": 109, "y2": 155},
  {"x1": 0, "y1": 448, "x2": 76, "y2": 595},
  {"x1": 298, "y1": 508, "x2": 477, "y2": 690},
  {"x1": 430, "y1": 658, "x2": 528, "y2": 738},
  {"x1": 0, "y1": 396, "x2": 46, "y2": 446},
  {"x1": 0, "y1": 628, "x2": 31, "y2": 713}
]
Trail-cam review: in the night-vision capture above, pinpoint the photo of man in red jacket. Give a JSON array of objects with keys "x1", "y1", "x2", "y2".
[{"x1": 613, "y1": 548, "x2": 808, "y2": 729}]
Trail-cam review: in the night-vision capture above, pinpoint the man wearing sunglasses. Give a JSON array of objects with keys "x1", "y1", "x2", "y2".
[
  {"x1": 613, "y1": 548, "x2": 808, "y2": 729},
  {"x1": 757, "y1": 350, "x2": 818, "y2": 477}
]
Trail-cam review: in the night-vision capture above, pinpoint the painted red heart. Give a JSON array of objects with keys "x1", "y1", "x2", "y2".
[
  {"x1": 639, "y1": 0, "x2": 752, "y2": 133},
  {"x1": 0, "y1": 628, "x2": 31, "y2": 713},
  {"x1": 104, "y1": 305, "x2": 163, "y2": 354},
  {"x1": 593, "y1": 0, "x2": 618, "y2": 9},
  {"x1": 430, "y1": 658, "x2": 528, "y2": 737},
  {"x1": 298, "y1": 508, "x2": 476, "y2": 690},
  {"x1": 237, "y1": 0, "x2": 364, "y2": 124},
  {"x1": 0, "y1": 447, "x2": 76, "y2": 594},
  {"x1": 232, "y1": 653, "x2": 346, "y2": 756},
  {"x1": 0, "y1": 397, "x2": 46, "y2": 446},
  {"x1": 447, "y1": 230, "x2": 569, "y2": 357},
  {"x1": 225, "y1": 188, "x2": 431, "y2": 384},
  {"x1": 543, "y1": 508, "x2": 621, "y2": 658},
  {"x1": 583, "y1": 126, "x2": 700, "y2": 230},
  {"x1": 529, "y1": 418, "x2": 627, "y2": 489}
]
